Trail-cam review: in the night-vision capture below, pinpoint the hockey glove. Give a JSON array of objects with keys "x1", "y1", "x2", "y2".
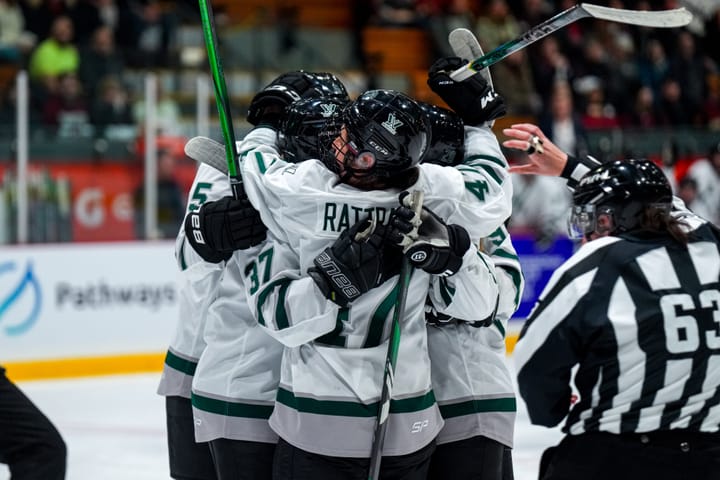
[
  {"x1": 308, "y1": 219, "x2": 402, "y2": 307},
  {"x1": 391, "y1": 192, "x2": 471, "y2": 276},
  {"x1": 247, "y1": 71, "x2": 321, "y2": 128},
  {"x1": 185, "y1": 196, "x2": 268, "y2": 263},
  {"x1": 427, "y1": 56, "x2": 506, "y2": 127}
]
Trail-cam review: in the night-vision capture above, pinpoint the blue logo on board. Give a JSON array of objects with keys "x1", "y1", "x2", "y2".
[{"x1": 0, "y1": 261, "x2": 42, "y2": 336}]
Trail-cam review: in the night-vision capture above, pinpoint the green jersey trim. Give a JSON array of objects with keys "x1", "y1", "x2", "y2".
[
  {"x1": 439, "y1": 397, "x2": 517, "y2": 419},
  {"x1": 276, "y1": 387, "x2": 436, "y2": 417}
]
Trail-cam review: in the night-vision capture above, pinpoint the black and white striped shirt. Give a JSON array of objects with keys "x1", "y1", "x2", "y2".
[{"x1": 515, "y1": 212, "x2": 720, "y2": 435}]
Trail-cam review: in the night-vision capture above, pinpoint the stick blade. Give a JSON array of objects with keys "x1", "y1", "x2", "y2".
[
  {"x1": 184, "y1": 136, "x2": 229, "y2": 175},
  {"x1": 581, "y1": 4, "x2": 693, "y2": 27},
  {"x1": 448, "y1": 28, "x2": 496, "y2": 127}
]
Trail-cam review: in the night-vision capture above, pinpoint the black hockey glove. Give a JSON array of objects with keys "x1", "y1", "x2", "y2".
[
  {"x1": 427, "y1": 56, "x2": 506, "y2": 127},
  {"x1": 185, "y1": 196, "x2": 268, "y2": 263},
  {"x1": 391, "y1": 192, "x2": 471, "y2": 276},
  {"x1": 247, "y1": 71, "x2": 321, "y2": 128},
  {"x1": 308, "y1": 219, "x2": 402, "y2": 307}
]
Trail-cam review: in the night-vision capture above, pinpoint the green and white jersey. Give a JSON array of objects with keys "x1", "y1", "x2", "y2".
[
  {"x1": 238, "y1": 125, "x2": 511, "y2": 458},
  {"x1": 157, "y1": 163, "x2": 229, "y2": 399},
  {"x1": 190, "y1": 240, "x2": 284, "y2": 444},
  {"x1": 430, "y1": 225, "x2": 524, "y2": 448}
]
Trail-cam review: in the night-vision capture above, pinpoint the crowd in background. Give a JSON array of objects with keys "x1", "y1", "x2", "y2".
[{"x1": 0, "y1": 0, "x2": 718, "y2": 240}]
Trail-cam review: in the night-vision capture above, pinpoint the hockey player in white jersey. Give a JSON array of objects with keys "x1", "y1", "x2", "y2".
[
  {"x1": 190, "y1": 96, "x2": 350, "y2": 480},
  {"x1": 238, "y1": 69, "x2": 511, "y2": 477},
  {"x1": 157, "y1": 71, "x2": 349, "y2": 480},
  {"x1": 415, "y1": 100, "x2": 524, "y2": 480}
]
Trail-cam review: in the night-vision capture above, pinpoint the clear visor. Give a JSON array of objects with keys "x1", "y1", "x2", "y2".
[
  {"x1": 339, "y1": 129, "x2": 377, "y2": 175},
  {"x1": 567, "y1": 204, "x2": 597, "y2": 239}
]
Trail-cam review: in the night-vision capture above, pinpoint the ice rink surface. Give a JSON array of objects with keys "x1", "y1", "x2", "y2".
[{"x1": 0, "y1": 370, "x2": 564, "y2": 480}]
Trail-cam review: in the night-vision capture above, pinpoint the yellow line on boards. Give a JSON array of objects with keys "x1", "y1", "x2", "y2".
[
  {"x1": 2, "y1": 333, "x2": 521, "y2": 382},
  {"x1": 4, "y1": 353, "x2": 166, "y2": 382}
]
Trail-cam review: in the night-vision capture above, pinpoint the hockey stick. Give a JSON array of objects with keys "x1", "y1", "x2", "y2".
[
  {"x1": 184, "y1": 135, "x2": 229, "y2": 175},
  {"x1": 368, "y1": 190, "x2": 424, "y2": 480},
  {"x1": 450, "y1": 3, "x2": 692, "y2": 81},
  {"x1": 448, "y1": 28, "x2": 495, "y2": 127},
  {"x1": 197, "y1": 0, "x2": 244, "y2": 199}
]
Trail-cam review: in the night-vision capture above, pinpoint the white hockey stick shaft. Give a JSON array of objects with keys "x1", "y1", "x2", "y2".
[{"x1": 450, "y1": 3, "x2": 692, "y2": 81}]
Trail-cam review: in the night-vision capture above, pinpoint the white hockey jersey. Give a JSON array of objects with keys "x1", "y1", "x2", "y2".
[
  {"x1": 190, "y1": 240, "x2": 284, "y2": 444},
  {"x1": 238, "y1": 125, "x2": 512, "y2": 458},
  {"x1": 157, "y1": 163, "x2": 230, "y2": 398},
  {"x1": 430, "y1": 225, "x2": 524, "y2": 448}
]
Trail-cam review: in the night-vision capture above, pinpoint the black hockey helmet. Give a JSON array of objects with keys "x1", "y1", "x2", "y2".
[
  {"x1": 306, "y1": 72, "x2": 350, "y2": 101},
  {"x1": 247, "y1": 71, "x2": 349, "y2": 125},
  {"x1": 569, "y1": 158, "x2": 672, "y2": 238},
  {"x1": 321, "y1": 89, "x2": 429, "y2": 180},
  {"x1": 417, "y1": 101, "x2": 465, "y2": 167},
  {"x1": 279, "y1": 96, "x2": 349, "y2": 163}
]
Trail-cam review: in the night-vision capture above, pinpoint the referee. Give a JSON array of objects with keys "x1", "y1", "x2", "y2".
[{"x1": 507, "y1": 126, "x2": 720, "y2": 480}]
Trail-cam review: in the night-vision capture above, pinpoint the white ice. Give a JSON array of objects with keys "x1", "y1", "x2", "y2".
[{"x1": 0, "y1": 370, "x2": 564, "y2": 479}]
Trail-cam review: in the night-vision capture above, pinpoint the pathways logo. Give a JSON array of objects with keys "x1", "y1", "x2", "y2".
[{"x1": 0, "y1": 261, "x2": 42, "y2": 336}]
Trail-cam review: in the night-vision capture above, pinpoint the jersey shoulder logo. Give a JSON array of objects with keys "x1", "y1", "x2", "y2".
[{"x1": 381, "y1": 113, "x2": 403, "y2": 135}]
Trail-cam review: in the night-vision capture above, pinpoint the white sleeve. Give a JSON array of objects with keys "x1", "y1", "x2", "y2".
[
  {"x1": 238, "y1": 128, "x2": 294, "y2": 245},
  {"x1": 245, "y1": 237, "x2": 339, "y2": 348},
  {"x1": 428, "y1": 246, "x2": 499, "y2": 322},
  {"x1": 431, "y1": 125, "x2": 512, "y2": 240}
]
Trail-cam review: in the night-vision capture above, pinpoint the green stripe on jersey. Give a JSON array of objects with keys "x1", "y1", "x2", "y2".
[
  {"x1": 439, "y1": 397, "x2": 516, "y2": 419},
  {"x1": 276, "y1": 388, "x2": 436, "y2": 417},
  {"x1": 164, "y1": 350, "x2": 197, "y2": 376},
  {"x1": 256, "y1": 278, "x2": 292, "y2": 328},
  {"x1": 192, "y1": 392, "x2": 274, "y2": 419}
]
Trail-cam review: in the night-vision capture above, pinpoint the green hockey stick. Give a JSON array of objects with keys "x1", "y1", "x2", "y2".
[
  {"x1": 368, "y1": 190, "x2": 424, "y2": 480},
  {"x1": 197, "y1": 0, "x2": 244, "y2": 199}
]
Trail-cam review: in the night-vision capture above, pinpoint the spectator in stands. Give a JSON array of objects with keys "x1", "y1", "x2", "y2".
[
  {"x1": 425, "y1": 0, "x2": 475, "y2": 58},
  {"x1": 64, "y1": 0, "x2": 103, "y2": 47},
  {"x1": 637, "y1": 38, "x2": 668, "y2": 106},
  {"x1": 513, "y1": 0, "x2": 553, "y2": 32},
  {"x1": 28, "y1": 15, "x2": 79, "y2": 95},
  {"x1": 684, "y1": 142, "x2": 720, "y2": 225},
  {"x1": 18, "y1": 0, "x2": 56, "y2": 41},
  {"x1": 677, "y1": 176, "x2": 698, "y2": 212},
  {"x1": 115, "y1": 0, "x2": 178, "y2": 67},
  {"x1": 577, "y1": 79, "x2": 619, "y2": 130},
  {"x1": 78, "y1": 25, "x2": 124, "y2": 100},
  {"x1": 703, "y1": 8, "x2": 720, "y2": 67},
  {"x1": 42, "y1": 72, "x2": 90, "y2": 137},
  {"x1": 656, "y1": 77, "x2": 692, "y2": 126},
  {"x1": 90, "y1": 75, "x2": 134, "y2": 138},
  {"x1": 373, "y1": 0, "x2": 429, "y2": 27},
  {"x1": 529, "y1": 37, "x2": 573, "y2": 109},
  {"x1": 133, "y1": 147, "x2": 186, "y2": 239},
  {"x1": 0, "y1": 0, "x2": 36, "y2": 64},
  {"x1": 622, "y1": 85, "x2": 658, "y2": 128},
  {"x1": 493, "y1": 49, "x2": 540, "y2": 116},
  {"x1": 475, "y1": 0, "x2": 520, "y2": 50},
  {"x1": 538, "y1": 80, "x2": 588, "y2": 158},
  {"x1": 704, "y1": 73, "x2": 720, "y2": 130},
  {"x1": 667, "y1": 31, "x2": 708, "y2": 125},
  {"x1": 132, "y1": 81, "x2": 181, "y2": 136}
]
